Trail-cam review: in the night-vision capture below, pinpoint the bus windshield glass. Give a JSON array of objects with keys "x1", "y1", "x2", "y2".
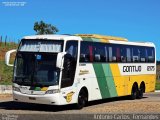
[
  {"x1": 14, "y1": 39, "x2": 64, "y2": 86},
  {"x1": 14, "y1": 52, "x2": 60, "y2": 86}
]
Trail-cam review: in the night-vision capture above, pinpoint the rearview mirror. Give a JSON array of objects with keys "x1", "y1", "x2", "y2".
[
  {"x1": 56, "y1": 52, "x2": 66, "y2": 69},
  {"x1": 5, "y1": 49, "x2": 17, "y2": 66}
]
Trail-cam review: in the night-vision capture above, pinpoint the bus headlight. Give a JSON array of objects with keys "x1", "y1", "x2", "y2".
[
  {"x1": 45, "y1": 89, "x2": 60, "y2": 94},
  {"x1": 13, "y1": 86, "x2": 21, "y2": 92}
]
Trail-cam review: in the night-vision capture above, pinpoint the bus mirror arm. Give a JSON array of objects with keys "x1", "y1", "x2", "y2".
[
  {"x1": 5, "y1": 49, "x2": 17, "y2": 67},
  {"x1": 56, "y1": 52, "x2": 66, "y2": 69}
]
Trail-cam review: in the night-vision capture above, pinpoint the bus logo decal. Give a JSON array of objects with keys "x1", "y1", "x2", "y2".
[
  {"x1": 66, "y1": 91, "x2": 75, "y2": 103},
  {"x1": 123, "y1": 66, "x2": 141, "y2": 72},
  {"x1": 79, "y1": 70, "x2": 89, "y2": 75}
]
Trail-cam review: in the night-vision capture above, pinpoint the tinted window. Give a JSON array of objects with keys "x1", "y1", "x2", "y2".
[
  {"x1": 80, "y1": 42, "x2": 93, "y2": 62},
  {"x1": 80, "y1": 42, "x2": 155, "y2": 63},
  {"x1": 132, "y1": 46, "x2": 140, "y2": 62},
  {"x1": 108, "y1": 44, "x2": 121, "y2": 62},
  {"x1": 126, "y1": 47, "x2": 132, "y2": 62},
  {"x1": 146, "y1": 47, "x2": 155, "y2": 63},
  {"x1": 139, "y1": 47, "x2": 146, "y2": 62},
  {"x1": 93, "y1": 43, "x2": 106, "y2": 62}
]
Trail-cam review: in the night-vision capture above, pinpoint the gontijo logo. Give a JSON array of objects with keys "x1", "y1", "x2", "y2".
[{"x1": 123, "y1": 66, "x2": 141, "y2": 72}]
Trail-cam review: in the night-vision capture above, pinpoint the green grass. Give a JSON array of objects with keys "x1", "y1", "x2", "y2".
[
  {"x1": 156, "y1": 80, "x2": 160, "y2": 90},
  {"x1": 0, "y1": 42, "x2": 18, "y2": 84},
  {"x1": 0, "y1": 61, "x2": 13, "y2": 85}
]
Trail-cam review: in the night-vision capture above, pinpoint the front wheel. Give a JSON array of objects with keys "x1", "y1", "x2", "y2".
[{"x1": 76, "y1": 89, "x2": 88, "y2": 109}]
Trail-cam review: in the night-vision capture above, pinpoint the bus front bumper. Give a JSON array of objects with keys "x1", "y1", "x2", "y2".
[{"x1": 13, "y1": 91, "x2": 61, "y2": 105}]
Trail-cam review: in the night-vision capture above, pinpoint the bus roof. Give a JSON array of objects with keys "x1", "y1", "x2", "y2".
[
  {"x1": 23, "y1": 34, "x2": 155, "y2": 47},
  {"x1": 23, "y1": 34, "x2": 72, "y2": 40},
  {"x1": 76, "y1": 34, "x2": 128, "y2": 42},
  {"x1": 23, "y1": 34, "x2": 127, "y2": 42}
]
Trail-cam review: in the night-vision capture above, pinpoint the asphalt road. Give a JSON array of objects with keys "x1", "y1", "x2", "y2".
[{"x1": 0, "y1": 92, "x2": 160, "y2": 114}]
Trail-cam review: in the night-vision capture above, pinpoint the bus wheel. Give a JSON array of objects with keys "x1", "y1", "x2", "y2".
[
  {"x1": 137, "y1": 88, "x2": 143, "y2": 99},
  {"x1": 131, "y1": 85, "x2": 138, "y2": 100},
  {"x1": 137, "y1": 83, "x2": 145, "y2": 99},
  {"x1": 76, "y1": 89, "x2": 88, "y2": 109}
]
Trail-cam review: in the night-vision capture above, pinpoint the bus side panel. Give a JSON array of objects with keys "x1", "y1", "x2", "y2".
[
  {"x1": 110, "y1": 64, "x2": 129, "y2": 96},
  {"x1": 92, "y1": 63, "x2": 118, "y2": 99},
  {"x1": 110, "y1": 64, "x2": 156, "y2": 96},
  {"x1": 129, "y1": 74, "x2": 156, "y2": 93},
  {"x1": 78, "y1": 64, "x2": 102, "y2": 101}
]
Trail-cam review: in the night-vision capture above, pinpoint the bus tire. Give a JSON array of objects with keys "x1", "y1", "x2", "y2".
[
  {"x1": 130, "y1": 84, "x2": 138, "y2": 100},
  {"x1": 137, "y1": 83, "x2": 145, "y2": 99},
  {"x1": 137, "y1": 89, "x2": 143, "y2": 99},
  {"x1": 76, "y1": 89, "x2": 88, "y2": 109}
]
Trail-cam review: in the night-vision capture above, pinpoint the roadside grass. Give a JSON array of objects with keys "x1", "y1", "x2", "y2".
[
  {"x1": 0, "y1": 42, "x2": 17, "y2": 85},
  {"x1": 0, "y1": 61, "x2": 13, "y2": 85},
  {"x1": 156, "y1": 80, "x2": 160, "y2": 90}
]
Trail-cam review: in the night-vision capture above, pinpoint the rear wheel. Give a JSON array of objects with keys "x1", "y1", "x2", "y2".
[
  {"x1": 76, "y1": 89, "x2": 88, "y2": 109},
  {"x1": 137, "y1": 84, "x2": 145, "y2": 99},
  {"x1": 131, "y1": 85, "x2": 138, "y2": 100},
  {"x1": 137, "y1": 88, "x2": 143, "y2": 99}
]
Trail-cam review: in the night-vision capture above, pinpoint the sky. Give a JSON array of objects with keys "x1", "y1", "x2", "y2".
[{"x1": 0, "y1": 0, "x2": 160, "y2": 60}]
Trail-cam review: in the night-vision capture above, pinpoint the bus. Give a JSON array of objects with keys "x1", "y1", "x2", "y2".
[{"x1": 5, "y1": 34, "x2": 156, "y2": 109}]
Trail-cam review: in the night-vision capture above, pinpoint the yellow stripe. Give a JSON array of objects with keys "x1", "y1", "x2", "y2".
[{"x1": 110, "y1": 64, "x2": 126, "y2": 96}]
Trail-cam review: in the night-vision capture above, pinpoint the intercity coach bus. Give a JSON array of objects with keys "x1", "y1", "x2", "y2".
[{"x1": 5, "y1": 34, "x2": 156, "y2": 109}]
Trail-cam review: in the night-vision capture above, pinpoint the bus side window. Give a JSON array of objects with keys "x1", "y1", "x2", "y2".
[
  {"x1": 139, "y1": 47, "x2": 146, "y2": 62},
  {"x1": 80, "y1": 42, "x2": 90, "y2": 62},
  {"x1": 116, "y1": 47, "x2": 121, "y2": 62},
  {"x1": 105, "y1": 46, "x2": 108, "y2": 62},
  {"x1": 80, "y1": 42, "x2": 94, "y2": 62},
  {"x1": 146, "y1": 47, "x2": 155, "y2": 63},
  {"x1": 94, "y1": 43, "x2": 106, "y2": 62},
  {"x1": 112, "y1": 46, "x2": 117, "y2": 62},
  {"x1": 109, "y1": 47, "x2": 112, "y2": 62},
  {"x1": 111, "y1": 45, "x2": 118, "y2": 62},
  {"x1": 132, "y1": 47, "x2": 139, "y2": 62},
  {"x1": 121, "y1": 46, "x2": 127, "y2": 63},
  {"x1": 126, "y1": 47, "x2": 131, "y2": 62}
]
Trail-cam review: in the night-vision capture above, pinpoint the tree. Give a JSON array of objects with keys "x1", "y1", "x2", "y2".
[{"x1": 34, "y1": 21, "x2": 59, "y2": 35}]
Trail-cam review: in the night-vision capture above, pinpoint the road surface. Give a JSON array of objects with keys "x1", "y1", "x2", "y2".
[{"x1": 0, "y1": 92, "x2": 159, "y2": 114}]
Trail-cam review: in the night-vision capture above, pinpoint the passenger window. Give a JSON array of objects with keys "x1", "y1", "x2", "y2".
[
  {"x1": 112, "y1": 46, "x2": 117, "y2": 62},
  {"x1": 80, "y1": 42, "x2": 90, "y2": 62},
  {"x1": 116, "y1": 47, "x2": 121, "y2": 62},
  {"x1": 109, "y1": 46, "x2": 113, "y2": 62},
  {"x1": 109, "y1": 45, "x2": 120, "y2": 62},
  {"x1": 126, "y1": 47, "x2": 131, "y2": 62},
  {"x1": 120, "y1": 46, "x2": 127, "y2": 63},
  {"x1": 132, "y1": 47, "x2": 140, "y2": 62},
  {"x1": 80, "y1": 42, "x2": 93, "y2": 62},
  {"x1": 146, "y1": 47, "x2": 155, "y2": 63},
  {"x1": 139, "y1": 47, "x2": 146, "y2": 62},
  {"x1": 104, "y1": 46, "x2": 109, "y2": 62},
  {"x1": 94, "y1": 43, "x2": 106, "y2": 62}
]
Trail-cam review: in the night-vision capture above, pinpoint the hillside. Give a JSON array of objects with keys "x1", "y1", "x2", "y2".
[
  {"x1": 0, "y1": 42, "x2": 17, "y2": 61},
  {"x1": 0, "y1": 42, "x2": 18, "y2": 84}
]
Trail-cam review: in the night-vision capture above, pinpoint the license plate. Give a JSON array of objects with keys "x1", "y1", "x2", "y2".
[{"x1": 29, "y1": 97, "x2": 36, "y2": 100}]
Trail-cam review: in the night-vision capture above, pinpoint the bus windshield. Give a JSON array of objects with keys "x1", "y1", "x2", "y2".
[{"x1": 14, "y1": 52, "x2": 60, "y2": 86}]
